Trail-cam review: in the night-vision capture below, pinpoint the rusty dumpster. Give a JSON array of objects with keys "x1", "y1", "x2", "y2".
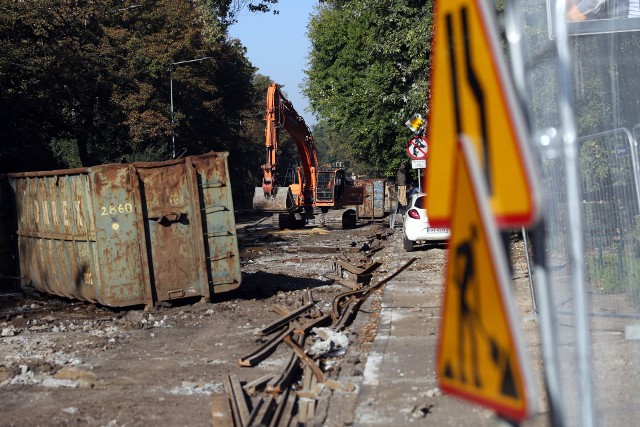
[
  {"x1": 4, "y1": 152, "x2": 240, "y2": 308},
  {"x1": 355, "y1": 179, "x2": 387, "y2": 221}
]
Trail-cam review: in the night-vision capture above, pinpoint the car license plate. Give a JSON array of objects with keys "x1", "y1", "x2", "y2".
[{"x1": 427, "y1": 228, "x2": 448, "y2": 233}]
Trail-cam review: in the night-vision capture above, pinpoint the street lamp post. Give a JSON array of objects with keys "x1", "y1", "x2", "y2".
[{"x1": 169, "y1": 56, "x2": 213, "y2": 159}]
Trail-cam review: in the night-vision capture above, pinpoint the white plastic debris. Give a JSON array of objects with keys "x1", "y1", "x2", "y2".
[
  {"x1": 41, "y1": 378, "x2": 79, "y2": 388},
  {"x1": 307, "y1": 327, "x2": 349, "y2": 358}
]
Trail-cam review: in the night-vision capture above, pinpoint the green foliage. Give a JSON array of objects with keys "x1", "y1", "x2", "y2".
[
  {"x1": 586, "y1": 253, "x2": 625, "y2": 294},
  {"x1": 585, "y1": 252, "x2": 640, "y2": 306},
  {"x1": 304, "y1": 0, "x2": 434, "y2": 179},
  {"x1": 0, "y1": 0, "x2": 257, "y2": 173},
  {"x1": 584, "y1": 215, "x2": 640, "y2": 306},
  {"x1": 312, "y1": 120, "x2": 370, "y2": 176}
]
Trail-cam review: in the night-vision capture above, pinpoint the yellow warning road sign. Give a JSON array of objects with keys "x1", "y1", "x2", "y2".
[
  {"x1": 425, "y1": 0, "x2": 540, "y2": 228},
  {"x1": 437, "y1": 136, "x2": 535, "y2": 422}
]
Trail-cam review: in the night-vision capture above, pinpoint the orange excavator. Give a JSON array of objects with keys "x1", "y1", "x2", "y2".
[{"x1": 252, "y1": 83, "x2": 364, "y2": 229}]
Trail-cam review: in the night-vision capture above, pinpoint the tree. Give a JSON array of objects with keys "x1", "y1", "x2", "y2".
[
  {"x1": 305, "y1": 0, "x2": 434, "y2": 179},
  {"x1": 0, "y1": 0, "x2": 121, "y2": 170},
  {"x1": 312, "y1": 120, "x2": 369, "y2": 175},
  {"x1": 0, "y1": 0, "x2": 268, "y2": 173}
]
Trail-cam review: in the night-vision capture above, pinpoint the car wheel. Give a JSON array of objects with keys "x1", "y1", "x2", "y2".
[{"x1": 403, "y1": 231, "x2": 414, "y2": 252}]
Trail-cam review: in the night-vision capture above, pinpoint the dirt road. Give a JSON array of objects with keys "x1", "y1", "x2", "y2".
[{"x1": 0, "y1": 213, "x2": 539, "y2": 426}]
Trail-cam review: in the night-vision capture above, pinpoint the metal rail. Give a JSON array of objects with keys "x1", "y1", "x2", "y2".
[{"x1": 222, "y1": 230, "x2": 404, "y2": 426}]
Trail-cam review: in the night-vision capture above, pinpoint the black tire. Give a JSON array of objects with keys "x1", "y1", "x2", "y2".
[
  {"x1": 278, "y1": 213, "x2": 291, "y2": 230},
  {"x1": 403, "y1": 232, "x2": 415, "y2": 252},
  {"x1": 342, "y1": 210, "x2": 357, "y2": 229}
]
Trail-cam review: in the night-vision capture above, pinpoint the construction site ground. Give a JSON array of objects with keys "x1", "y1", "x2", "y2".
[{"x1": 0, "y1": 212, "x2": 548, "y2": 427}]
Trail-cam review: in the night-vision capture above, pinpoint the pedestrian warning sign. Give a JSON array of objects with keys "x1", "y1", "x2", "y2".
[
  {"x1": 437, "y1": 136, "x2": 535, "y2": 422},
  {"x1": 425, "y1": 0, "x2": 540, "y2": 229}
]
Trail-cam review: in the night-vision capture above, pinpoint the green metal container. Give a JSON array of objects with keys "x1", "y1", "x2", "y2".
[{"x1": 5, "y1": 152, "x2": 240, "y2": 308}]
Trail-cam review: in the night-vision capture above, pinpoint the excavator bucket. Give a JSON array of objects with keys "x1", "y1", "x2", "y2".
[{"x1": 252, "y1": 186, "x2": 296, "y2": 212}]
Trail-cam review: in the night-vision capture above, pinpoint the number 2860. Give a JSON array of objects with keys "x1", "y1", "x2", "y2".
[{"x1": 101, "y1": 203, "x2": 133, "y2": 216}]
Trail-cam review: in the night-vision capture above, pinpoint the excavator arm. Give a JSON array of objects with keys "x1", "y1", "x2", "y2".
[{"x1": 254, "y1": 83, "x2": 318, "y2": 212}]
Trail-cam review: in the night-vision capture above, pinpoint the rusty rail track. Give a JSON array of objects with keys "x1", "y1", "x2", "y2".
[{"x1": 218, "y1": 230, "x2": 411, "y2": 426}]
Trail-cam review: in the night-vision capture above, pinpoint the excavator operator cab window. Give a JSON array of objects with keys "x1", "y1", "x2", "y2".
[
  {"x1": 335, "y1": 170, "x2": 346, "y2": 201},
  {"x1": 281, "y1": 166, "x2": 297, "y2": 186},
  {"x1": 316, "y1": 171, "x2": 335, "y2": 202}
]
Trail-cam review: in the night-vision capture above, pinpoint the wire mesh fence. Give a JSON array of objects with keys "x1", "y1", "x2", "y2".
[
  {"x1": 520, "y1": 1, "x2": 640, "y2": 425},
  {"x1": 579, "y1": 129, "x2": 640, "y2": 317}
]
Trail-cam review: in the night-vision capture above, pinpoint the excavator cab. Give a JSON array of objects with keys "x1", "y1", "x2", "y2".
[
  {"x1": 315, "y1": 167, "x2": 354, "y2": 206},
  {"x1": 315, "y1": 167, "x2": 339, "y2": 205}
]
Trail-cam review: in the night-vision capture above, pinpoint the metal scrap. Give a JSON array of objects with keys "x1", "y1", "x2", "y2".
[
  {"x1": 270, "y1": 389, "x2": 296, "y2": 427},
  {"x1": 265, "y1": 347, "x2": 300, "y2": 395},
  {"x1": 260, "y1": 301, "x2": 315, "y2": 336},
  {"x1": 211, "y1": 393, "x2": 234, "y2": 426},
  {"x1": 331, "y1": 255, "x2": 382, "y2": 285},
  {"x1": 218, "y1": 232, "x2": 411, "y2": 426},
  {"x1": 238, "y1": 324, "x2": 296, "y2": 367},
  {"x1": 243, "y1": 374, "x2": 275, "y2": 396},
  {"x1": 247, "y1": 395, "x2": 277, "y2": 426},
  {"x1": 224, "y1": 374, "x2": 252, "y2": 427},
  {"x1": 332, "y1": 258, "x2": 416, "y2": 330},
  {"x1": 283, "y1": 335, "x2": 324, "y2": 383},
  {"x1": 292, "y1": 314, "x2": 331, "y2": 335},
  {"x1": 264, "y1": 333, "x2": 305, "y2": 395}
]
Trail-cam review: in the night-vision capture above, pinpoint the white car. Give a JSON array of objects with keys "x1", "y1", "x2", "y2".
[{"x1": 402, "y1": 192, "x2": 450, "y2": 252}]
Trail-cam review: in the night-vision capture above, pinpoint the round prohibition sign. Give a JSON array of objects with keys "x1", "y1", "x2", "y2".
[{"x1": 407, "y1": 136, "x2": 429, "y2": 160}]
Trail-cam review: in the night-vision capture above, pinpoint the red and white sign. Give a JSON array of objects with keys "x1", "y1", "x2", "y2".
[{"x1": 406, "y1": 136, "x2": 429, "y2": 160}]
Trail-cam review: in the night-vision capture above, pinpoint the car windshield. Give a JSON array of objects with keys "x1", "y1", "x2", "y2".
[{"x1": 414, "y1": 195, "x2": 426, "y2": 209}]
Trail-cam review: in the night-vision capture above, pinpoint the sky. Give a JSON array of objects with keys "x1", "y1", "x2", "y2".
[{"x1": 228, "y1": 0, "x2": 318, "y2": 125}]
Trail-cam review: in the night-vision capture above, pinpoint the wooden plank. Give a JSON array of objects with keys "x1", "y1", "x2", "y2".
[
  {"x1": 302, "y1": 289, "x2": 313, "y2": 305},
  {"x1": 297, "y1": 398, "x2": 310, "y2": 425},
  {"x1": 211, "y1": 393, "x2": 234, "y2": 427}
]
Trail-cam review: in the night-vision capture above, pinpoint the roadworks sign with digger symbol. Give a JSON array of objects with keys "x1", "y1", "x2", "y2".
[
  {"x1": 437, "y1": 136, "x2": 535, "y2": 422},
  {"x1": 425, "y1": 0, "x2": 540, "y2": 229}
]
